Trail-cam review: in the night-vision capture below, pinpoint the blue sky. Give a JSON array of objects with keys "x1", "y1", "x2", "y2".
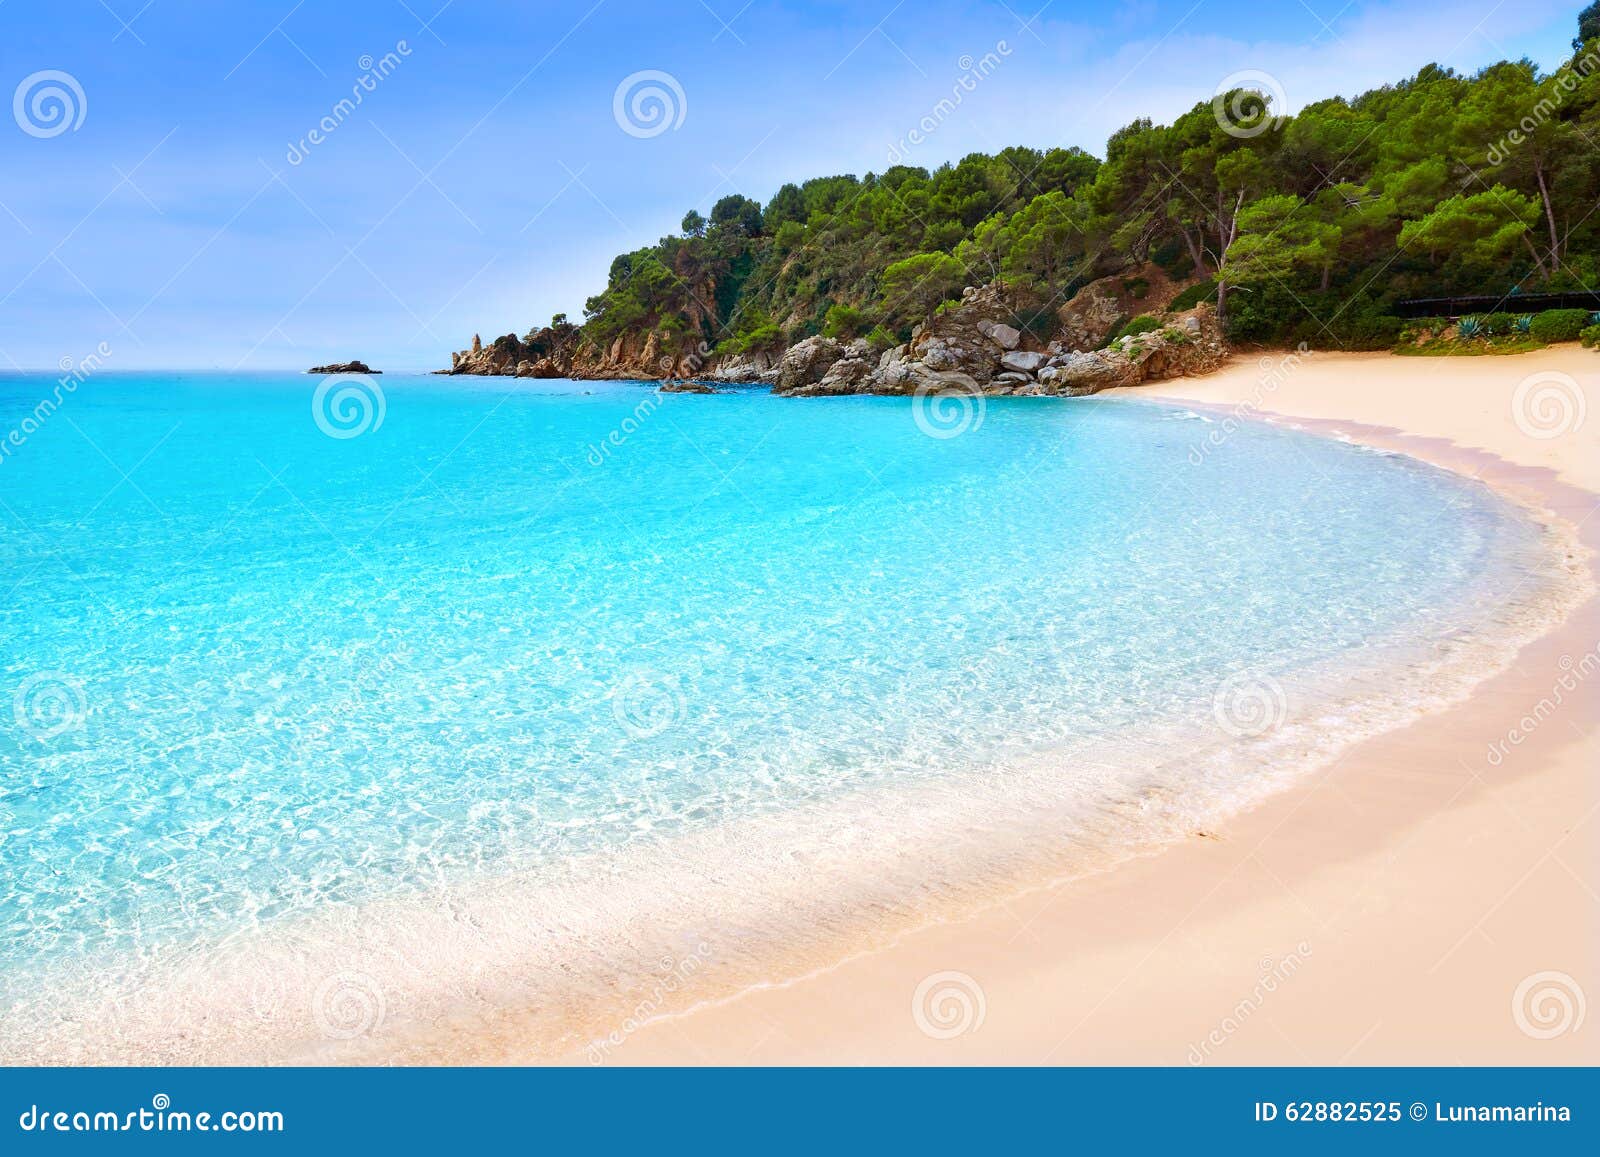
[{"x1": 0, "y1": 0, "x2": 1585, "y2": 369}]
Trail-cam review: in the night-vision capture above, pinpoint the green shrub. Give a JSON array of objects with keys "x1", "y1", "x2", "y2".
[
  {"x1": 863, "y1": 324, "x2": 897, "y2": 351},
  {"x1": 1337, "y1": 314, "x2": 1405, "y2": 350},
  {"x1": 1150, "y1": 238, "x2": 1193, "y2": 276},
  {"x1": 1114, "y1": 314, "x2": 1162, "y2": 340},
  {"x1": 1167, "y1": 279, "x2": 1217, "y2": 312},
  {"x1": 1581, "y1": 324, "x2": 1600, "y2": 349},
  {"x1": 822, "y1": 303, "x2": 867, "y2": 340},
  {"x1": 1482, "y1": 311, "x2": 1517, "y2": 335},
  {"x1": 739, "y1": 323, "x2": 783, "y2": 352},
  {"x1": 1528, "y1": 308, "x2": 1591, "y2": 342},
  {"x1": 1121, "y1": 276, "x2": 1150, "y2": 300}
]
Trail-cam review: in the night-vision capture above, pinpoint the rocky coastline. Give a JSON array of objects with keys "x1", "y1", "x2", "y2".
[{"x1": 437, "y1": 272, "x2": 1229, "y2": 398}]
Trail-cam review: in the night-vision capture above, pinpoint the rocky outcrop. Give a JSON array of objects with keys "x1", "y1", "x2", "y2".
[
  {"x1": 1053, "y1": 266, "x2": 1195, "y2": 352},
  {"x1": 441, "y1": 276, "x2": 1228, "y2": 397},
  {"x1": 771, "y1": 283, "x2": 1042, "y2": 397},
  {"x1": 443, "y1": 324, "x2": 647, "y2": 379},
  {"x1": 443, "y1": 323, "x2": 768, "y2": 382},
  {"x1": 1038, "y1": 312, "x2": 1225, "y2": 394},
  {"x1": 768, "y1": 293, "x2": 1226, "y2": 399},
  {"x1": 774, "y1": 336, "x2": 846, "y2": 393},
  {"x1": 308, "y1": 360, "x2": 380, "y2": 374},
  {"x1": 699, "y1": 352, "x2": 778, "y2": 385}
]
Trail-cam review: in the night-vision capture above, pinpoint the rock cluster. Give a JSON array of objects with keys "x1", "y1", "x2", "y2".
[
  {"x1": 308, "y1": 360, "x2": 380, "y2": 374},
  {"x1": 440, "y1": 274, "x2": 1228, "y2": 398},
  {"x1": 768, "y1": 283, "x2": 1227, "y2": 398}
]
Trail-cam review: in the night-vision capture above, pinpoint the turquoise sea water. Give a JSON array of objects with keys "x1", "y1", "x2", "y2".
[{"x1": 0, "y1": 371, "x2": 1575, "y2": 1058}]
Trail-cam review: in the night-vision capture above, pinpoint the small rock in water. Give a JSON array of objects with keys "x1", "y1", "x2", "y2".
[{"x1": 307, "y1": 360, "x2": 380, "y2": 374}]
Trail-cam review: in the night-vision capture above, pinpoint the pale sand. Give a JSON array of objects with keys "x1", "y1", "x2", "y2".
[{"x1": 606, "y1": 346, "x2": 1600, "y2": 1065}]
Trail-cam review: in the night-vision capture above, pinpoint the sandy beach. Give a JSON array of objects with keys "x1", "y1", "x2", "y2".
[{"x1": 604, "y1": 346, "x2": 1600, "y2": 1065}]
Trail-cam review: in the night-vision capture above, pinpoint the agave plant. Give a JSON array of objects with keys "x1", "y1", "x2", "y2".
[
  {"x1": 1514, "y1": 314, "x2": 1533, "y2": 334},
  {"x1": 1457, "y1": 315, "x2": 1484, "y2": 339},
  {"x1": 1591, "y1": 311, "x2": 1600, "y2": 326}
]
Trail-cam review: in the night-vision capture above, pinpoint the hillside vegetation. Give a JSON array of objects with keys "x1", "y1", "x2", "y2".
[{"x1": 477, "y1": 6, "x2": 1600, "y2": 371}]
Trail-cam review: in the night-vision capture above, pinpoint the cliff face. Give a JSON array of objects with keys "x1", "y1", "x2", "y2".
[{"x1": 440, "y1": 272, "x2": 1227, "y2": 396}]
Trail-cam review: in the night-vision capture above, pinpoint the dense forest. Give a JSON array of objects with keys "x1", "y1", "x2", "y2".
[{"x1": 570, "y1": 5, "x2": 1600, "y2": 361}]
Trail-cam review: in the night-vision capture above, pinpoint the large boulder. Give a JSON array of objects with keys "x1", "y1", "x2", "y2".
[
  {"x1": 701, "y1": 352, "x2": 778, "y2": 384},
  {"x1": 978, "y1": 320, "x2": 1021, "y2": 350},
  {"x1": 1000, "y1": 350, "x2": 1046, "y2": 374},
  {"x1": 773, "y1": 336, "x2": 846, "y2": 394}
]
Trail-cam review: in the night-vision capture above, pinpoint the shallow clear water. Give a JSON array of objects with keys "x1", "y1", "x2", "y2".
[{"x1": 0, "y1": 371, "x2": 1563, "y2": 1033}]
